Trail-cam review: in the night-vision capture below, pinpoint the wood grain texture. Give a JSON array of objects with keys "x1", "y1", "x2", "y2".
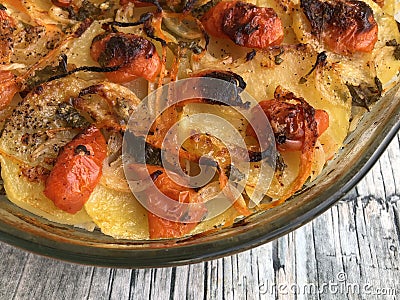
[{"x1": 0, "y1": 132, "x2": 399, "y2": 300}]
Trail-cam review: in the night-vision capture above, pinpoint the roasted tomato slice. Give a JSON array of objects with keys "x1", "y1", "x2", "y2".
[
  {"x1": 256, "y1": 99, "x2": 329, "y2": 152},
  {"x1": 129, "y1": 164, "x2": 206, "y2": 239},
  {"x1": 148, "y1": 170, "x2": 204, "y2": 239},
  {"x1": 300, "y1": 0, "x2": 378, "y2": 54},
  {"x1": 90, "y1": 32, "x2": 161, "y2": 83},
  {"x1": 202, "y1": 1, "x2": 284, "y2": 49},
  {"x1": 44, "y1": 125, "x2": 107, "y2": 214},
  {"x1": 247, "y1": 88, "x2": 329, "y2": 203}
]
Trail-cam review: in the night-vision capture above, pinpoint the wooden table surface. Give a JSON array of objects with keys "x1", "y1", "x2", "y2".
[{"x1": 0, "y1": 131, "x2": 399, "y2": 300}]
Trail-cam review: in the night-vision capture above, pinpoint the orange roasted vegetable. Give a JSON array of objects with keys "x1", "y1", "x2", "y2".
[
  {"x1": 255, "y1": 99, "x2": 329, "y2": 152},
  {"x1": 300, "y1": 0, "x2": 378, "y2": 54},
  {"x1": 130, "y1": 164, "x2": 207, "y2": 239},
  {"x1": 90, "y1": 32, "x2": 161, "y2": 83},
  {"x1": 44, "y1": 125, "x2": 107, "y2": 214},
  {"x1": 201, "y1": 1, "x2": 284, "y2": 49},
  {"x1": 248, "y1": 87, "x2": 329, "y2": 203}
]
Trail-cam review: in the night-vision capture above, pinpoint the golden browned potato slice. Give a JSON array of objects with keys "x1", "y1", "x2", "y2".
[
  {"x1": 0, "y1": 77, "x2": 87, "y2": 162},
  {"x1": 85, "y1": 185, "x2": 150, "y2": 239}
]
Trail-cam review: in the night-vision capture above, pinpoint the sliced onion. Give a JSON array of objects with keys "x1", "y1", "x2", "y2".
[
  {"x1": 48, "y1": 6, "x2": 76, "y2": 25},
  {"x1": 198, "y1": 181, "x2": 221, "y2": 202},
  {"x1": 107, "y1": 131, "x2": 123, "y2": 155},
  {"x1": 163, "y1": 13, "x2": 203, "y2": 40},
  {"x1": 101, "y1": 156, "x2": 131, "y2": 192},
  {"x1": 29, "y1": 135, "x2": 74, "y2": 163},
  {"x1": 100, "y1": 132, "x2": 128, "y2": 191}
]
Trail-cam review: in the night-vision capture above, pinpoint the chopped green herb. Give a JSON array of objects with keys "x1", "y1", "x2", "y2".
[
  {"x1": 56, "y1": 102, "x2": 90, "y2": 128},
  {"x1": 274, "y1": 48, "x2": 284, "y2": 65},
  {"x1": 25, "y1": 55, "x2": 68, "y2": 92},
  {"x1": 346, "y1": 77, "x2": 382, "y2": 111}
]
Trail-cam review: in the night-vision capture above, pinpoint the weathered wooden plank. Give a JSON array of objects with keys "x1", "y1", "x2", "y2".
[
  {"x1": 377, "y1": 151, "x2": 396, "y2": 198},
  {"x1": 10, "y1": 254, "x2": 91, "y2": 300},
  {"x1": 386, "y1": 134, "x2": 400, "y2": 195},
  {"x1": 109, "y1": 269, "x2": 131, "y2": 300},
  {"x1": 357, "y1": 198, "x2": 399, "y2": 299},
  {"x1": 148, "y1": 267, "x2": 173, "y2": 300},
  {"x1": 86, "y1": 267, "x2": 113, "y2": 299},
  {"x1": 222, "y1": 255, "x2": 234, "y2": 300},
  {"x1": 235, "y1": 249, "x2": 259, "y2": 300},
  {"x1": 0, "y1": 245, "x2": 29, "y2": 300},
  {"x1": 353, "y1": 198, "x2": 382, "y2": 298},
  {"x1": 361, "y1": 199, "x2": 399, "y2": 283},
  {"x1": 171, "y1": 264, "x2": 189, "y2": 299},
  {"x1": 334, "y1": 201, "x2": 362, "y2": 300},
  {"x1": 129, "y1": 268, "x2": 152, "y2": 299},
  {"x1": 49, "y1": 262, "x2": 93, "y2": 300},
  {"x1": 293, "y1": 222, "x2": 319, "y2": 300},
  {"x1": 310, "y1": 208, "x2": 347, "y2": 300},
  {"x1": 186, "y1": 263, "x2": 206, "y2": 300},
  {"x1": 204, "y1": 258, "x2": 224, "y2": 300},
  {"x1": 256, "y1": 244, "x2": 277, "y2": 300},
  {"x1": 275, "y1": 235, "x2": 296, "y2": 300}
]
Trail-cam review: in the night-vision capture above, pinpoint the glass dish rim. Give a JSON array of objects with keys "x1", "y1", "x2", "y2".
[{"x1": 0, "y1": 86, "x2": 399, "y2": 269}]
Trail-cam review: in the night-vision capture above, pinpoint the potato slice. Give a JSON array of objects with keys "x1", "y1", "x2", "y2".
[
  {"x1": 65, "y1": 21, "x2": 105, "y2": 74},
  {"x1": 85, "y1": 185, "x2": 150, "y2": 240},
  {"x1": 0, "y1": 75, "x2": 151, "y2": 237}
]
